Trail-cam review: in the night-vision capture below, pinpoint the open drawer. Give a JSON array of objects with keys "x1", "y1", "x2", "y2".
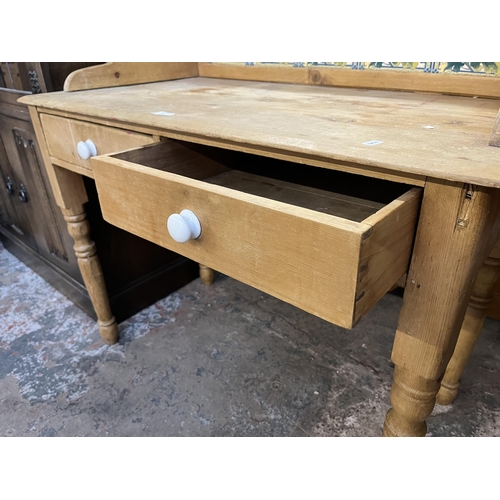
[{"x1": 91, "y1": 140, "x2": 422, "y2": 329}]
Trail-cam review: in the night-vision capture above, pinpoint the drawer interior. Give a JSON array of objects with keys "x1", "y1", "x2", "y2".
[{"x1": 113, "y1": 139, "x2": 411, "y2": 222}]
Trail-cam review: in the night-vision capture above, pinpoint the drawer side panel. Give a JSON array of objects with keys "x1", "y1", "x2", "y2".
[{"x1": 354, "y1": 187, "x2": 422, "y2": 324}]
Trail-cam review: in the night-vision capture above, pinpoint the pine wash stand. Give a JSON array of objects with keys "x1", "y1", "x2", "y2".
[{"x1": 20, "y1": 62, "x2": 500, "y2": 437}]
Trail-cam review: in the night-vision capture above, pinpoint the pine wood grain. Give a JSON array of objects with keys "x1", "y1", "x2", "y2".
[
  {"x1": 199, "y1": 264, "x2": 215, "y2": 286},
  {"x1": 28, "y1": 107, "x2": 88, "y2": 209},
  {"x1": 392, "y1": 180, "x2": 500, "y2": 379},
  {"x1": 62, "y1": 206, "x2": 118, "y2": 344},
  {"x1": 63, "y1": 62, "x2": 199, "y2": 91},
  {"x1": 206, "y1": 170, "x2": 385, "y2": 222},
  {"x1": 28, "y1": 107, "x2": 119, "y2": 344},
  {"x1": 384, "y1": 180, "x2": 500, "y2": 436},
  {"x1": 91, "y1": 144, "x2": 420, "y2": 328},
  {"x1": 92, "y1": 154, "x2": 365, "y2": 328},
  {"x1": 113, "y1": 139, "x2": 230, "y2": 179},
  {"x1": 36, "y1": 107, "x2": 426, "y2": 186},
  {"x1": 20, "y1": 62, "x2": 500, "y2": 436},
  {"x1": 19, "y1": 78, "x2": 500, "y2": 188},
  {"x1": 490, "y1": 109, "x2": 500, "y2": 146},
  {"x1": 40, "y1": 113, "x2": 156, "y2": 169},
  {"x1": 49, "y1": 156, "x2": 94, "y2": 179},
  {"x1": 355, "y1": 188, "x2": 422, "y2": 321},
  {"x1": 199, "y1": 63, "x2": 500, "y2": 99}
]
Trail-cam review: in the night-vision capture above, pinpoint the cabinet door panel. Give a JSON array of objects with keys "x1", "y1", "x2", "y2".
[
  {"x1": 0, "y1": 133, "x2": 18, "y2": 226},
  {"x1": 0, "y1": 115, "x2": 79, "y2": 273},
  {"x1": 0, "y1": 121, "x2": 38, "y2": 249}
]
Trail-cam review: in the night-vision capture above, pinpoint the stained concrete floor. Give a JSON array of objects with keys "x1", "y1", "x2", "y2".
[{"x1": 1, "y1": 240, "x2": 499, "y2": 437}]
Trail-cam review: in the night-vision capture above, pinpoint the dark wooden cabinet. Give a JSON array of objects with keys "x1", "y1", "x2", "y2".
[
  {"x1": 0, "y1": 63, "x2": 199, "y2": 322},
  {"x1": 0, "y1": 97, "x2": 75, "y2": 263}
]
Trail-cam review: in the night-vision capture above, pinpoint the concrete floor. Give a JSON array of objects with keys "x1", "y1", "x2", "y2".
[{"x1": 1, "y1": 240, "x2": 499, "y2": 437}]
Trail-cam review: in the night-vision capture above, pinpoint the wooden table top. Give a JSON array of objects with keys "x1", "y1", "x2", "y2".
[{"x1": 21, "y1": 77, "x2": 500, "y2": 188}]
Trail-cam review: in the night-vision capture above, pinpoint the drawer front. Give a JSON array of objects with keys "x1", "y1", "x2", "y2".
[
  {"x1": 91, "y1": 150, "x2": 421, "y2": 328},
  {"x1": 40, "y1": 114, "x2": 155, "y2": 170}
]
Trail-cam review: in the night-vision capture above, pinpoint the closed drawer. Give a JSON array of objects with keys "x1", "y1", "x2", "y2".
[
  {"x1": 91, "y1": 140, "x2": 422, "y2": 329},
  {"x1": 40, "y1": 113, "x2": 155, "y2": 170}
]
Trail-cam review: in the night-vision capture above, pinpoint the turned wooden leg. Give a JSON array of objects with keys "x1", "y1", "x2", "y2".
[
  {"x1": 199, "y1": 264, "x2": 215, "y2": 286},
  {"x1": 28, "y1": 110, "x2": 119, "y2": 345},
  {"x1": 62, "y1": 207, "x2": 119, "y2": 345},
  {"x1": 436, "y1": 239, "x2": 500, "y2": 405},
  {"x1": 383, "y1": 180, "x2": 500, "y2": 437},
  {"x1": 384, "y1": 367, "x2": 440, "y2": 437}
]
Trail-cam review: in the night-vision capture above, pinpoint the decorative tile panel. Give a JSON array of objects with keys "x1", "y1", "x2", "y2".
[{"x1": 226, "y1": 62, "x2": 500, "y2": 76}]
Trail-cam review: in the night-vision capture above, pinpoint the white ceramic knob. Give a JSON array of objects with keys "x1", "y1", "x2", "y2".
[
  {"x1": 77, "y1": 139, "x2": 97, "y2": 160},
  {"x1": 86, "y1": 139, "x2": 97, "y2": 157},
  {"x1": 167, "y1": 209, "x2": 201, "y2": 243}
]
